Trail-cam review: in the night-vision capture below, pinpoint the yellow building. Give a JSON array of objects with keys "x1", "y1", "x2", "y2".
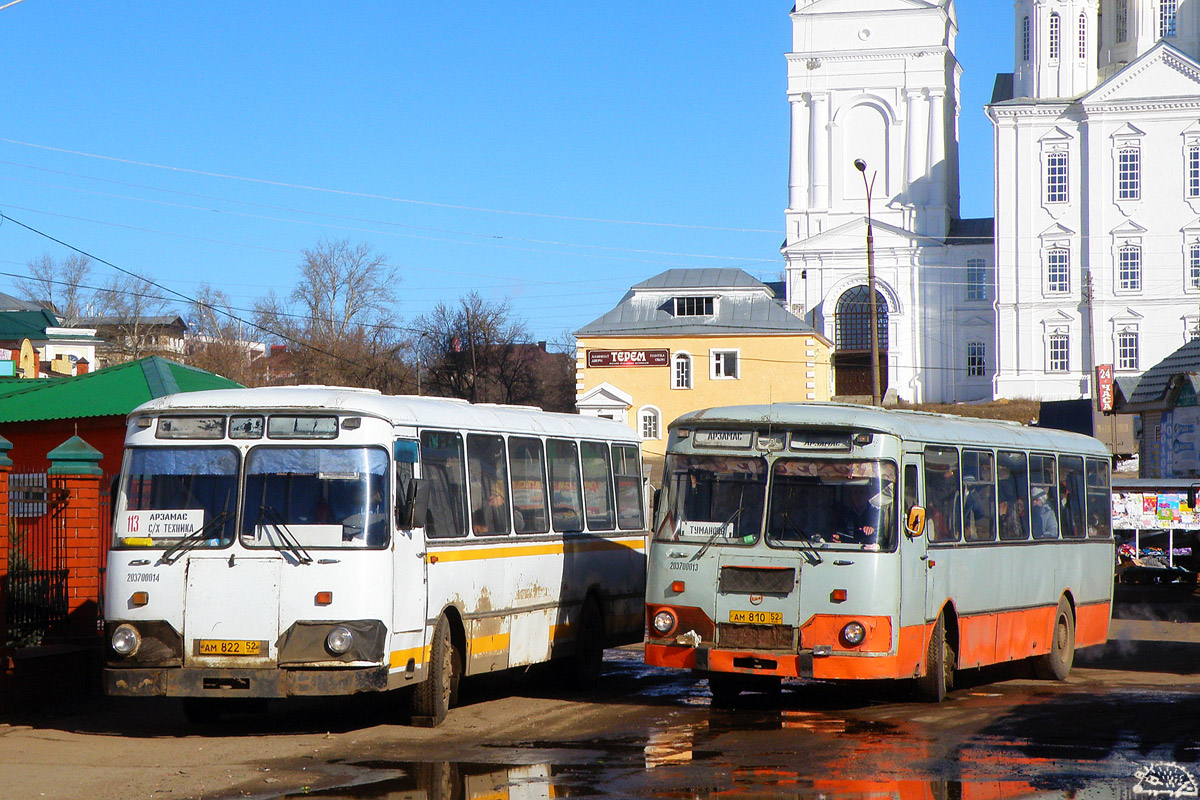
[{"x1": 575, "y1": 269, "x2": 833, "y2": 483}]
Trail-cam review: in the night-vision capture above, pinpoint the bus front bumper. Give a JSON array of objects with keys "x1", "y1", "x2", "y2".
[
  {"x1": 646, "y1": 642, "x2": 815, "y2": 678},
  {"x1": 104, "y1": 665, "x2": 390, "y2": 698}
]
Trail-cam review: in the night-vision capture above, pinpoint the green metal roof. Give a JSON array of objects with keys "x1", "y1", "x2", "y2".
[
  {"x1": 0, "y1": 309, "x2": 60, "y2": 340},
  {"x1": 0, "y1": 357, "x2": 243, "y2": 423}
]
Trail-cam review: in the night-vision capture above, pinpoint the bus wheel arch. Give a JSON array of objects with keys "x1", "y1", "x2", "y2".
[
  {"x1": 566, "y1": 590, "x2": 606, "y2": 687},
  {"x1": 1033, "y1": 595, "x2": 1075, "y2": 681},
  {"x1": 916, "y1": 604, "x2": 957, "y2": 702},
  {"x1": 410, "y1": 609, "x2": 464, "y2": 727}
]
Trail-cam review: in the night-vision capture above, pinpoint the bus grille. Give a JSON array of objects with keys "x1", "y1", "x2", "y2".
[
  {"x1": 719, "y1": 566, "x2": 796, "y2": 595},
  {"x1": 718, "y1": 623, "x2": 795, "y2": 651}
]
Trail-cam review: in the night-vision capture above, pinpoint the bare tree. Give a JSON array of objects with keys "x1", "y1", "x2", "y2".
[
  {"x1": 16, "y1": 253, "x2": 94, "y2": 324},
  {"x1": 414, "y1": 292, "x2": 572, "y2": 408},
  {"x1": 92, "y1": 272, "x2": 174, "y2": 362},
  {"x1": 185, "y1": 284, "x2": 267, "y2": 386},
  {"x1": 254, "y1": 239, "x2": 411, "y2": 391}
]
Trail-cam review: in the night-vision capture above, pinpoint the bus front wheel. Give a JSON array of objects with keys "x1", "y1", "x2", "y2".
[
  {"x1": 1033, "y1": 597, "x2": 1075, "y2": 681},
  {"x1": 411, "y1": 616, "x2": 461, "y2": 727},
  {"x1": 915, "y1": 615, "x2": 954, "y2": 702}
]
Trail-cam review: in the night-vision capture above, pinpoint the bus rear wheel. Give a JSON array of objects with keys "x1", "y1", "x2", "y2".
[
  {"x1": 411, "y1": 616, "x2": 461, "y2": 727},
  {"x1": 915, "y1": 614, "x2": 954, "y2": 702},
  {"x1": 1033, "y1": 597, "x2": 1075, "y2": 681}
]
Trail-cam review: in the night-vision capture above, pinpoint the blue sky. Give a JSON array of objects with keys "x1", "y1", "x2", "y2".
[{"x1": 0, "y1": 2, "x2": 1011, "y2": 347}]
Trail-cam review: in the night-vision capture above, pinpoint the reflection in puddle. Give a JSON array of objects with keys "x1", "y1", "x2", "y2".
[
  {"x1": 645, "y1": 721, "x2": 707, "y2": 768},
  {"x1": 283, "y1": 762, "x2": 563, "y2": 800}
]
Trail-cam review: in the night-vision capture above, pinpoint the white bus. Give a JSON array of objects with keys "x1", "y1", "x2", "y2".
[
  {"x1": 645, "y1": 403, "x2": 1114, "y2": 703},
  {"x1": 103, "y1": 387, "x2": 648, "y2": 725}
]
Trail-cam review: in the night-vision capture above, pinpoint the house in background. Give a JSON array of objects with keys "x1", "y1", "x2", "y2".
[
  {"x1": 0, "y1": 292, "x2": 100, "y2": 378},
  {"x1": 77, "y1": 314, "x2": 188, "y2": 369},
  {"x1": 575, "y1": 268, "x2": 833, "y2": 482}
]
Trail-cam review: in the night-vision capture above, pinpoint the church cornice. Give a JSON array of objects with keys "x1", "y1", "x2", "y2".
[{"x1": 787, "y1": 46, "x2": 948, "y2": 67}]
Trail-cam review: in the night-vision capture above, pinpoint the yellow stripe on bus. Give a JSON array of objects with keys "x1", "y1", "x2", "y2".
[
  {"x1": 471, "y1": 633, "x2": 511, "y2": 655},
  {"x1": 427, "y1": 536, "x2": 645, "y2": 564},
  {"x1": 388, "y1": 645, "x2": 429, "y2": 670}
]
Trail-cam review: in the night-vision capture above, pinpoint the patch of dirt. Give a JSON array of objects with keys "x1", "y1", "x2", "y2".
[{"x1": 894, "y1": 398, "x2": 1041, "y2": 424}]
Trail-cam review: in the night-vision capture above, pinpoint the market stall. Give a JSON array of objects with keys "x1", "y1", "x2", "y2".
[{"x1": 1112, "y1": 478, "x2": 1200, "y2": 583}]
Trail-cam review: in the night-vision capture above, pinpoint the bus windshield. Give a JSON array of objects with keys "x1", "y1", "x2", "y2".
[
  {"x1": 766, "y1": 459, "x2": 898, "y2": 551},
  {"x1": 241, "y1": 447, "x2": 390, "y2": 549},
  {"x1": 659, "y1": 454, "x2": 766, "y2": 543},
  {"x1": 116, "y1": 447, "x2": 240, "y2": 548}
]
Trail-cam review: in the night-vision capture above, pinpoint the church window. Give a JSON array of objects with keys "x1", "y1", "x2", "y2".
[
  {"x1": 1046, "y1": 151, "x2": 1068, "y2": 203},
  {"x1": 1048, "y1": 334, "x2": 1069, "y2": 372},
  {"x1": 1116, "y1": 0, "x2": 1128, "y2": 43},
  {"x1": 1117, "y1": 148, "x2": 1140, "y2": 200},
  {"x1": 1022, "y1": 16, "x2": 1031, "y2": 61},
  {"x1": 1118, "y1": 244, "x2": 1142, "y2": 291},
  {"x1": 966, "y1": 259, "x2": 987, "y2": 301},
  {"x1": 1118, "y1": 330, "x2": 1139, "y2": 370},
  {"x1": 1049, "y1": 13, "x2": 1061, "y2": 60},
  {"x1": 673, "y1": 296, "x2": 714, "y2": 317},
  {"x1": 1187, "y1": 145, "x2": 1200, "y2": 198},
  {"x1": 672, "y1": 352, "x2": 692, "y2": 389},
  {"x1": 1161, "y1": 0, "x2": 1178, "y2": 38},
  {"x1": 967, "y1": 342, "x2": 986, "y2": 378},
  {"x1": 1190, "y1": 243, "x2": 1200, "y2": 289},
  {"x1": 1047, "y1": 247, "x2": 1071, "y2": 294},
  {"x1": 1079, "y1": 13, "x2": 1087, "y2": 60}
]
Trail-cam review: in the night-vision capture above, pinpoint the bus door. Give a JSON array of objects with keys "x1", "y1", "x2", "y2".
[
  {"x1": 898, "y1": 457, "x2": 929, "y2": 638},
  {"x1": 392, "y1": 439, "x2": 427, "y2": 635}
]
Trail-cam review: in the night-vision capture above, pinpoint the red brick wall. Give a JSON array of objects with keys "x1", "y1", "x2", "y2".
[{"x1": 0, "y1": 417, "x2": 125, "y2": 473}]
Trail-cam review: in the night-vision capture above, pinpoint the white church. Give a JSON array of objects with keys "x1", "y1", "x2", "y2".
[{"x1": 782, "y1": 0, "x2": 1200, "y2": 404}]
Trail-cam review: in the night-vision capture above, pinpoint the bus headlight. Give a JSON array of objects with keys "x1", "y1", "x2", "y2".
[
  {"x1": 111, "y1": 624, "x2": 142, "y2": 657},
  {"x1": 840, "y1": 621, "x2": 867, "y2": 647},
  {"x1": 325, "y1": 626, "x2": 355, "y2": 655},
  {"x1": 652, "y1": 609, "x2": 678, "y2": 636}
]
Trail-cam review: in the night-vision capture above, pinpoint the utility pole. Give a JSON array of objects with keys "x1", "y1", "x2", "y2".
[{"x1": 854, "y1": 158, "x2": 881, "y2": 406}]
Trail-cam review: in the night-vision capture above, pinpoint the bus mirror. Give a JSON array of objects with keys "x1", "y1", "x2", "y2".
[
  {"x1": 905, "y1": 506, "x2": 927, "y2": 539},
  {"x1": 397, "y1": 478, "x2": 430, "y2": 530}
]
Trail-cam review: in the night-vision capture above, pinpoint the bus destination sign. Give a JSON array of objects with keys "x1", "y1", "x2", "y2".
[
  {"x1": 790, "y1": 432, "x2": 851, "y2": 451},
  {"x1": 694, "y1": 430, "x2": 754, "y2": 448},
  {"x1": 587, "y1": 349, "x2": 669, "y2": 368}
]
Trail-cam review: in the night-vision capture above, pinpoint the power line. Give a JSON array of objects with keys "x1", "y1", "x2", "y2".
[{"x1": 0, "y1": 138, "x2": 782, "y2": 234}]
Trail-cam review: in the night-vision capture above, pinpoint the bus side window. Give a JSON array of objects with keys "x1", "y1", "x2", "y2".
[
  {"x1": 467, "y1": 434, "x2": 511, "y2": 536},
  {"x1": 420, "y1": 430, "x2": 468, "y2": 539},
  {"x1": 1058, "y1": 455, "x2": 1086, "y2": 540},
  {"x1": 962, "y1": 449, "x2": 997, "y2": 543},
  {"x1": 548, "y1": 439, "x2": 584, "y2": 533},
  {"x1": 581, "y1": 441, "x2": 616, "y2": 531},
  {"x1": 1030, "y1": 454, "x2": 1060, "y2": 539},
  {"x1": 997, "y1": 450, "x2": 1030, "y2": 541},
  {"x1": 924, "y1": 446, "x2": 961, "y2": 543},
  {"x1": 509, "y1": 437, "x2": 550, "y2": 534},
  {"x1": 1085, "y1": 457, "x2": 1111, "y2": 538},
  {"x1": 613, "y1": 444, "x2": 645, "y2": 530}
]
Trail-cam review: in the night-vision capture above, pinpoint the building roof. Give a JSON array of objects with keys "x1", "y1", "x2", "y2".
[
  {"x1": 0, "y1": 308, "x2": 61, "y2": 341},
  {"x1": 0, "y1": 356, "x2": 242, "y2": 423},
  {"x1": 946, "y1": 217, "x2": 994, "y2": 246},
  {"x1": 1127, "y1": 337, "x2": 1200, "y2": 406},
  {"x1": 0, "y1": 292, "x2": 46, "y2": 312},
  {"x1": 576, "y1": 268, "x2": 819, "y2": 338}
]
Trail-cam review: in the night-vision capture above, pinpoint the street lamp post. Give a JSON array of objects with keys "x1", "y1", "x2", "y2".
[{"x1": 854, "y1": 158, "x2": 881, "y2": 407}]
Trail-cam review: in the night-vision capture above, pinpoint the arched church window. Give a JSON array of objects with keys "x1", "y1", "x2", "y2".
[
  {"x1": 1079, "y1": 12, "x2": 1087, "y2": 60},
  {"x1": 1049, "y1": 13, "x2": 1061, "y2": 60},
  {"x1": 835, "y1": 285, "x2": 889, "y2": 351}
]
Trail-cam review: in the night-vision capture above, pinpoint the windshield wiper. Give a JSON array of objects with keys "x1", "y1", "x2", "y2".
[
  {"x1": 690, "y1": 506, "x2": 743, "y2": 563},
  {"x1": 256, "y1": 505, "x2": 313, "y2": 565},
  {"x1": 158, "y1": 511, "x2": 231, "y2": 565},
  {"x1": 780, "y1": 511, "x2": 823, "y2": 565}
]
